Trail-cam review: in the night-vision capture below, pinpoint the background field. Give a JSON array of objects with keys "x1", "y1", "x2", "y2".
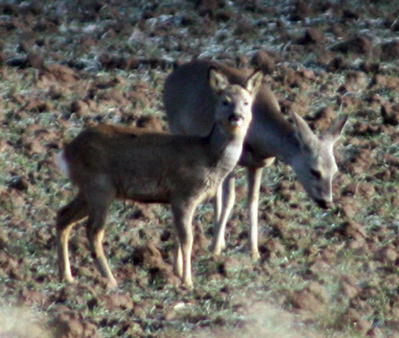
[{"x1": 0, "y1": 1, "x2": 398, "y2": 337}]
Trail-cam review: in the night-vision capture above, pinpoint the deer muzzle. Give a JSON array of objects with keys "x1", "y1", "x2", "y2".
[{"x1": 228, "y1": 113, "x2": 244, "y2": 127}]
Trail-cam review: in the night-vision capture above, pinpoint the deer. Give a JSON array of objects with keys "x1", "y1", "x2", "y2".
[
  {"x1": 55, "y1": 67, "x2": 263, "y2": 288},
  {"x1": 163, "y1": 59, "x2": 348, "y2": 260}
]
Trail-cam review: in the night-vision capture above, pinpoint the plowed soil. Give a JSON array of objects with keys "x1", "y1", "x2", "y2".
[{"x1": 0, "y1": 1, "x2": 398, "y2": 337}]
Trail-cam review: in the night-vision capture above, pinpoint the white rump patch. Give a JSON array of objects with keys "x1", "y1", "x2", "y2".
[{"x1": 56, "y1": 150, "x2": 70, "y2": 177}]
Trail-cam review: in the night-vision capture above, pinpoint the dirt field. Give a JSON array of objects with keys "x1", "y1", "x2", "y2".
[{"x1": 0, "y1": 1, "x2": 398, "y2": 337}]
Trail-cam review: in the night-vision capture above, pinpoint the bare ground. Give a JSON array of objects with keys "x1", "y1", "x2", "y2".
[{"x1": 0, "y1": 1, "x2": 398, "y2": 337}]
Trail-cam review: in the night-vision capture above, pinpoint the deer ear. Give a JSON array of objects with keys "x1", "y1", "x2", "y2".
[
  {"x1": 209, "y1": 68, "x2": 229, "y2": 94},
  {"x1": 322, "y1": 115, "x2": 348, "y2": 143},
  {"x1": 246, "y1": 70, "x2": 263, "y2": 95},
  {"x1": 290, "y1": 111, "x2": 318, "y2": 150}
]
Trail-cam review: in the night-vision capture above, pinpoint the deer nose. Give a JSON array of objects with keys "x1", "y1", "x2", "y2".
[
  {"x1": 315, "y1": 199, "x2": 333, "y2": 209},
  {"x1": 228, "y1": 113, "x2": 244, "y2": 126}
]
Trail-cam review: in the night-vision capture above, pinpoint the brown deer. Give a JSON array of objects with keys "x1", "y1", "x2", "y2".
[
  {"x1": 163, "y1": 59, "x2": 348, "y2": 260},
  {"x1": 56, "y1": 68, "x2": 263, "y2": 288}
]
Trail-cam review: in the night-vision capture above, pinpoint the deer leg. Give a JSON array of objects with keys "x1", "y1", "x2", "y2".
[
  {"x1": 214, "y1": 181, "x2": 223, "y2": 225},
  {"x1": 212, "y1": 173, "x2": 236, "y2": 256},
  {"x1": 174, "y1": 241, "x2": 183, "y2": 278},
  {"x1": 56, "y1": 193, "x2": 88, "y2": 283},
  {"x1": 171, "y1": 201, "x2": 195, "y2": 288},
  {"x1": 85, "y1": 189, "x2": 117, "y2": 288},
  {"x1": 247, "y1": 166, "x2": 263, "y2": 260}
]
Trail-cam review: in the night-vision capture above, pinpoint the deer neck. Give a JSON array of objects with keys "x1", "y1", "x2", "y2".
[
  {"x1": 246, "y1": 113, "x2": 301, "y2": 166},
  {"x1": 207, "y1": 123, "x2": 245, "y2": 171}
]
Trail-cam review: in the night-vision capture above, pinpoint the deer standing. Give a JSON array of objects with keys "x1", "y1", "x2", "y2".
[
  {"x1": 163, "y1": 59, "x2": 347, "y2": 260},
  {"x1": 56, "y1": 68, "x2": 263, "y2": 288}
]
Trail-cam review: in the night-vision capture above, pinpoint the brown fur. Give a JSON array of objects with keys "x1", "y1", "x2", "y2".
[
  {"x1": 164, "y1": 59, "x2": 348, "y2": 259},
  {"x1": 56, "y1": 68, "x2": 263, "y2": 288}
]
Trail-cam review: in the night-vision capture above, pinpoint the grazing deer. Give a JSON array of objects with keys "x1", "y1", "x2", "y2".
[
  {"x1": 163, "y1": 59, "x2": 347, "y2": 260},
  {"x1": 56, "y1": 68, "x2": 263, "y2": 288}
]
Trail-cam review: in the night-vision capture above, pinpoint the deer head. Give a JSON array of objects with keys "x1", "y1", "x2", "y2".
[
  {"x1": 290, "y1": 112, "x2": 348, "y2": 209},
  {"x1": 209, "y1": 68, "x2": 263, "y2": 137}
]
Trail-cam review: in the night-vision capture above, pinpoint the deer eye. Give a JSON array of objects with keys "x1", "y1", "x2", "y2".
[
  {"x1": 222, "y1": 99, "x2": 230, "y2": 106},
  {"x1": 310, "y1": 169, "x2": 322, "y2": 179}
]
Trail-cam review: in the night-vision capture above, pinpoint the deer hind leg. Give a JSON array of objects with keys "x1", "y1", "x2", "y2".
[
  {"x1": 56, "y1": 193, "x2": 88, "y2": 283},
  {"x1": 172, "y1": 200, "x2": 196, "y2": 288},
  {"x1": 212, "y1": 173, "x2": 236, "y2": 256},
  {"x1": 247, "y1": 166, "x2": 263, "y2": 260},
  {"x1": 85, "y1": 186, "x2": 117, "y2": 288}
]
